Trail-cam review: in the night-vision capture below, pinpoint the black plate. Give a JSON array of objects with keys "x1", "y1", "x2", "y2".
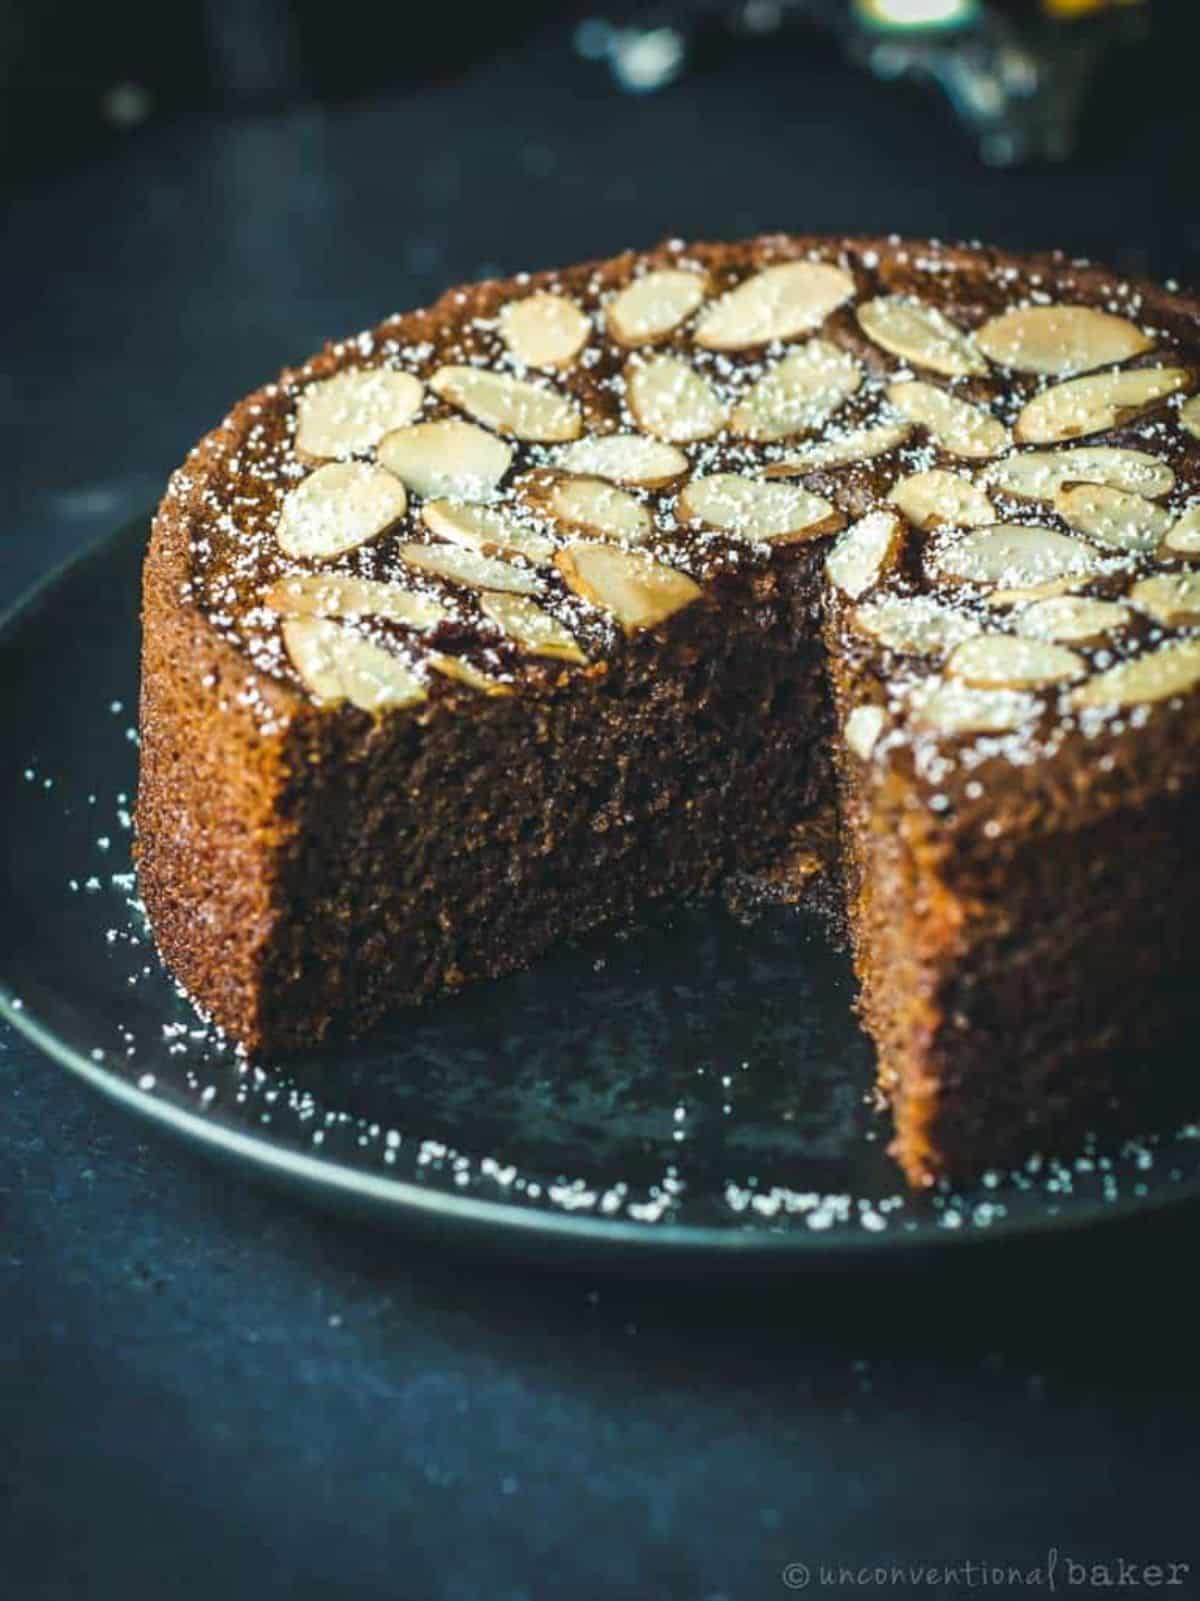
[{"x1": 3, "y1": 519, "x2": 1200, "y2": 1268}]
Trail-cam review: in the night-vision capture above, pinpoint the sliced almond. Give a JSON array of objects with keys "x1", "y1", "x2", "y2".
[
  {"x1": 421, "y1": 500, "x2": 556, "y2": 563},
  {"x1": 930, "y1": 524, "x2": 1101, "y2": 589},
  {"x1": 843, "y1": 704, "x2": 886, "y2": 761},
  {"x1": 729, "y1": 341, "x2": 862, "y2": 442},
  {"x1": 987, "y1": 576, "x2": 1084, "y2": 608},
  {"x1": 1054, "y1": 483, "x2": 1173, "y2": 553},
  {"x1": 554, "y1": 543, "x2": 701, "y2": 632},
  {"x1": 283, "y1": 617, "x2": 426, "y2": 712},
  {"x1": 1073, "y1": 639, "x2": 1200, "y2": 709},
  {"x1": 427, "y1": 653, "x2": 511, "y2": 696},
  {"x1": 694, "y1": 261, "x2": 855, "y2": 351},
  {"x1": 1014, "y1": 366, "x2": 1189, "y2": 445},
  {"x1": 479, "y1": 593, "x2": 588, "y2": 664},
  {"x1": 625, "y1": 355, "x2": 726, "y2": 443},
  {"x1": 294, "y1": 369, "x2": 423, "y2": 459},
  {"x1": 397, "y1": 542, "x2": 542, "y2": 595},
  {"x1": 276, "y1": 462, "x2": 408, "y2": 561},
  {"x1": 378, "y1": 419, "x2": 513, "y2": 501},
  {"x1": 853, "y1": 597, "x2": 979, "y2": 656},
  {"x1": 264, "y1": 573, "x2": 447, "y2": 629},
  {"x1": 889, "y1": 470, "x2": 993, "y2": 531},
  {"x1": 606, "y1": 269, "x2": 707, "y2": 347},
  {"x1": 1164, "y1": 504, "x2": 1200, "y2": 556},
  {"x1": 538, "y1": 476, "x2": 652, "y2": 543},
  {"x1": 498, "y1": 293, "x2": 590, "y2": 369},
  {"x1": 1180, "y1": 394, "x2": 1200, "y2": 441},
  {"x1": 986, "y1": 446, "x2": 1175, "y2": 502},
  {"x1": 555, "y1": 433, "x2": 688, "y2": 488},
  {"x1": 911, "y1": 679, "x2": 1037, "y2": 736},
  {"x1": 1128, "y1": 572, "x2": 1200, "y2": 627},
  {"x1": 677, "y1": 474, "x2": 841, "y2": 545},
  {"x1": 856, "y1": 296, "x2": 986, "y2": 378},
  {"x1": 826, "y1": 510, "x2": 904, "y2": 599},
  {"x1": 1014, "y1": 595, "x2": 1130, "y2": 644},
  {"x1": 766, "y1": 419, "x2": 912, "y2": 477},
  {"x1": 974, "y1": 304, "x2": 1152, "y2": 376},
  {"x1": 430, "y1": 365, "x2": 581, "y2": 442},
  {"x1": 887, "y1": 381, "x2": 1009, "y2": 460},
  {"x1": 947, "y1": 633, "x2": 1083, "y2": 690}
]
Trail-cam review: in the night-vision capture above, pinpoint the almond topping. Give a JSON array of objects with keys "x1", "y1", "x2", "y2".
[
  {"x1": 1073, "y1": 640, "x2": 1200, "y2": 709},
  {"x1": 421, "y1": 500, "x2": 556, "y2": 563},
  {"x1": 276, "y1": 462, "x2": 408, "y2": 561},
  {"x1": 397, "y1": 542, "x2": 542, "y2": 595},
  {"x1": 911, "y1": 680, "x2": 1037, "y2": 736},
  {"x1": 606, "y1": 269, "x2": 707, "y2": 346},
  {"x1": 1128, "y1": 572, "x2": 1200, "y2": 627},
  {"x1": 541, "y1": 476, "x2": 652, "y2": 543},
  {"x1": 1180, "y1": 394, "x2": 1200, "y2": 441},
  {"x1": 777, "y1": 426, "x2": 913, "y2": 484},
  {"x1": 856, "y1": 296, "x2": 987, "y2": 377},
  {"x1": 427, "y1": 654, "x2": 511, "y2": 696},
  {"x1": 930, "y1": 524, "x2": 1100, "y2": 588},
  {"x1": 677, "y1": 474, "x2": 841, "y2": 545},
  {"x1": 974, "y1": 304, "x2": 1152, "y2": 376},
  {"x1": 1164, "y1": 505, "x2": 1200, "y2": 556},
  {"x1": 555, "y1": 434, "x2": 688, "y2": 488},
  {"x1": 1014, "y1": 366, "x2": 1189, "y2": 445},
  {"x1": 554, "y1": 543, "x2": 701, "y2": 632},
  {"x1": 625, "y1": 355, "x2": 727, "y2": 442},
  {"x1": 987, "y1": 446, "x2": 1175, "y2": 502},
  {"x1": 947, "y1": 633, "x2": 1084, "y2": 690},
  {"x1": 283, "y1": 617, "x2": 426, "y2": 712},
  {"x1": 429, "y1": 365, "x2": 581, "y2": 442},
  {"x1": 378, "y1": 420, "x2": 513, "y2": 501},
  {"x1": 694, "y1": 261, "x2": 855, "y2": 350},
  {"x1": 887, "y1": 381, "x2": 1009, "y2": 459},
  {"x1": 889, "y1": 470, "x2": 993, "y2": 530},
  {"x1": 826, "y1": 510, "x2": 904, "y2": 599},
  {"x1": 729, "y1": 341, "x2": 862, "y2": 442},
  {"x1": 1014, "y1": 596, "x2": 1130, "y2": 644},
  {"x1": 498, "y1": 293, "x2": 590, "y2": 368},
  {"x1": 294, "y1": 369, "x2": 423, "y2": 459},
  {"x1": 844, "y1": 704, "x2": 886, "y2": 761},
  {"x1": 1054, "y1": 483, "x2": 1173, "y2": 553},
  {"x1": 265, "y1": 574, "x2": 447, "y2": 629},
  {"x1": 987, "y1": 577, "x2": 1084, "y2": 609},
  {"x1": 479, "y1": 593, "x2": 588, "y2": 663},
  {"x1": 853, "y1": 597, "x2": 979, "y2": 656}
]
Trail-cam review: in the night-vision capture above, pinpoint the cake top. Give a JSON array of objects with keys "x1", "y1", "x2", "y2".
[{"x1": 163, "y1": 233, "x2": 1200, "y2": 788}]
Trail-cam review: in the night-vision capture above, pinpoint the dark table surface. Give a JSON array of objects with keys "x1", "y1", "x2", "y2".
[{"x1": 4, "y1": 20, "x2": 1199, "y2": 1601}]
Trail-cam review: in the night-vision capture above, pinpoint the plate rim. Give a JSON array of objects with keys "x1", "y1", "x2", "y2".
[
  {"x1": 4, "y1": 515, "x2": 1200, "y2": 1267},
  {"x1": 11, "y1": 988, "x2": 1200, "y2": 1263}
]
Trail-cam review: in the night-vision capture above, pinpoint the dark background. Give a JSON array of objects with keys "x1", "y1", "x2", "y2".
[{"x1": 4, "y1": 5, "x2": 1200, "y2": 1598}]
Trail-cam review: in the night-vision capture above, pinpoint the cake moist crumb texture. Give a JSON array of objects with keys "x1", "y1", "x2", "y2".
[{"x1": 137, "y1": 234, "x2": 1200, "y2": 1188}]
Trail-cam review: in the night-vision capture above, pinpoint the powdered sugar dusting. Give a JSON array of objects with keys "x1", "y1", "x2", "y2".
[{"x1": 170, "y1": 235, "x2": 1200, "y2": 816}]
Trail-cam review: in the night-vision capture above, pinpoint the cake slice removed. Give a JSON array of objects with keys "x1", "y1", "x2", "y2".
[{"x1": 137, "y1": 234, "x2": 1200, "y2": 1187}]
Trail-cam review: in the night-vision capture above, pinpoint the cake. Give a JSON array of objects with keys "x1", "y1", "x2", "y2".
[{"x1": 136, "y1": 234, "x2": 1200, "y2": 1188}]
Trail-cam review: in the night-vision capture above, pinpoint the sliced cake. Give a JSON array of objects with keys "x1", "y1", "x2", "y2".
[{"x1": 137, "y1": 234, "x2": 1200, "y2": 1185}]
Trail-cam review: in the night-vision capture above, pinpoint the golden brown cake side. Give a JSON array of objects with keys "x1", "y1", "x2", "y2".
[{"x1": 139, "y1": 441, "x2": 300, "y2": 1052}]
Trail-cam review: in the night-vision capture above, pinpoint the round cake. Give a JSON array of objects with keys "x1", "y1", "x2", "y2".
[{"x1": 137, "y1": 233, "x2": 1200, "y2": 1187}]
